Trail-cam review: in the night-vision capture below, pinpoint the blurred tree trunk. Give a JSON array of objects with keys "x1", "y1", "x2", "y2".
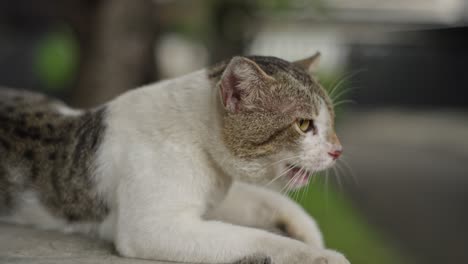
[
  {"x1": 71, "y1": 0, "x2": 157, "y2": 108},
  {"x1": 208, "y1": 0, "x2": 258, "y2": 63}
]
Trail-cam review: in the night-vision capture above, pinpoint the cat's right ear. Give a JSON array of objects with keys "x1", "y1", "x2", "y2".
[
  {"x1": 294, "y1": 52, "x2": 321, "y2": 74},
  {"x1": 219, "y1": 57, "x2": 274, "y2": 113}
]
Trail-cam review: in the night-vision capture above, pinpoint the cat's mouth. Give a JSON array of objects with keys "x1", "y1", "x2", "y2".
[{"x1": 285, "y1": 164, "x2": 311, "y2": 188}]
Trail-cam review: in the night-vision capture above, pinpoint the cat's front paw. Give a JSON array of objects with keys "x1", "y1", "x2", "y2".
[
  {"x1": 274, "y1": 216, "x2": 324, "y2": 248},
  {"x1": 312, "y1": 250, "x2": 350, "y2": 264},
  {"x1": 285, "y1": 248, "x2": 350, "y2": 264}
]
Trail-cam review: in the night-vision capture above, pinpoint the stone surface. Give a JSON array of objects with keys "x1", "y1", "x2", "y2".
[
  {"x1": 0, "y1": 223, "x2": 165, "y2": 264},
  {"x1": 338, "y1": 109, "x2": 468, "y2": 264}
]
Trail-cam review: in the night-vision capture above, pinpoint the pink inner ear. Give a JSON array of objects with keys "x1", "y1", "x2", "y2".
[{"x1": 221, "y1": 69, "x2": 242, "y2": 112}]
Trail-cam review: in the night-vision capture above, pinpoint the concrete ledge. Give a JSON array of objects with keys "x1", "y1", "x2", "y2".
[{"x1": 0, "y1": 223, "x2": 166, "y2": 264}]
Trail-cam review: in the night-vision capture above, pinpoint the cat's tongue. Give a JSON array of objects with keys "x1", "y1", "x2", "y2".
[{"x1": 287, "y1": 166, "x2": 310, "y2": 186}]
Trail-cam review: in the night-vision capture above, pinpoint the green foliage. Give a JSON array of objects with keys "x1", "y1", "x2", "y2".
[
  {"x1": 256, "y1": 0, "x2": 327, "y2": 13},
  {"x1": 292, "y1": 177, "x2": 411, "y2": 264},
  {"x1": 317, "y1": 71, "x2": 353, "y2": 120},
  {"x1": 33, "y1": 25, "x2": 78, "y2": 92}
]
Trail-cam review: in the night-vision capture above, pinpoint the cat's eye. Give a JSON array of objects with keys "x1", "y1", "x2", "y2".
[{"x1": 295, "y1": 119, "x2": 315, "y2": 134}]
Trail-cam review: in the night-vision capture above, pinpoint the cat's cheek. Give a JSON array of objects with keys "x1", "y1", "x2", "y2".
[
  {"x1": 306, "y1": 144, "x2": 335, "y2": 171},
  {"x1": 299, "y1": 137, "x2": 323, "y2": 164}
]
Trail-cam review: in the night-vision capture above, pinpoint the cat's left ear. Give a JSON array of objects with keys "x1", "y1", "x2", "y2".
[
  {"x1": 294, "y1": 52, "x2": 321, "y2": 74},
  {"x1": 220, "y1": 57, "x2": 274, "y2": 113}
]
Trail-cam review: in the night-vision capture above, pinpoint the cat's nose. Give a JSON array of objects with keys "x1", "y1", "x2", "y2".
[
  {"x1": 328, "y1": 148, "x2": 342, "y2": 160},
  {"x1": 328, "y1": 133, "x2": 342, "y2": 160}
]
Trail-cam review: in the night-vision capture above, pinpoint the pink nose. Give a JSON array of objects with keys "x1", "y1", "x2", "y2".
[{"x1": 328, "y1": 150, "x2": 342, "y2": 160}]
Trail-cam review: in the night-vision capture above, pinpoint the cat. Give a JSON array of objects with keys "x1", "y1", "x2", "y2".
[{"x1": 0, "y1": 53, "x2": 349, "y2": 264}]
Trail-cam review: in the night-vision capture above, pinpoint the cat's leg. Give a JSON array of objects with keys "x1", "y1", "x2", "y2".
[
  {"x1": 112, "y1": 151, "x2": 348, "y2": 264},
  {"x1": 206, "y1": 181, "x2": 324, "y2": 248},
  {"x1": 116, "y1": 215, "x2": 348, "y2": 264}
]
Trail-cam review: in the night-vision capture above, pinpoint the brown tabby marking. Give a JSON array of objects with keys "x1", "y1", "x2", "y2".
[{"x1": 0, "y1": 88, "x2": 108, "y2": 222}]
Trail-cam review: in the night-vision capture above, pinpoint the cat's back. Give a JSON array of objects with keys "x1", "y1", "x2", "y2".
[
  {"x1": 0, "y1": 87, "x2": 108, "y2": 224},
  {"x1": 0, "y1": 87, "x2": 82, "y2": 159},
  {"x1": 0, "y1": 87, "x2": 69, "y2": 113}
]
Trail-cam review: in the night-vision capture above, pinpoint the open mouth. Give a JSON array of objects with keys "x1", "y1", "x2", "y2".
[{"x1": 285, "y1": 164, "x2": 311, "y2": 187}]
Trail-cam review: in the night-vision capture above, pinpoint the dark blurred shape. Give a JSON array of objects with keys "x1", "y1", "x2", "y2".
[
  {"x1": 72, "y1": 0, "x2": 157, "y2": 108},
  {"x1": 208, "y1": 0, "x2": 258, "y2": 63},
  {"x1": 0, "y1": 0, "x2": 158, "y2": 108},
  {"x1": 348, "y1": 27, "x2": 468, "y2": 108},
  {"x1": 0, "y1": 0, "x2": 98, "y2": 99}
]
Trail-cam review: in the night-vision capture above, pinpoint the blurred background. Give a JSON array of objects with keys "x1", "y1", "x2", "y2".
[{"x1": 0, "y1": 0, "x2": 467, "y2": 263}]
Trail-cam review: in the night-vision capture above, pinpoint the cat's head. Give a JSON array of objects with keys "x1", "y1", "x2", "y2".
[{"x1": 213, "y1": 53, "x2": 342, "y2": 190}]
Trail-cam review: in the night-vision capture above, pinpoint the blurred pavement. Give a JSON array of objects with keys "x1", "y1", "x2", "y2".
[
  {"x1": 339, "y1": 109, "x2": 468, "y2": 264},
  {"x1": 0, "y1": 223, "x2": 163, "y2": 264}
]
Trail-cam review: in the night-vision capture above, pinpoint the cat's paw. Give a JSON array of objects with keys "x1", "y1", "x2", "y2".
[
  {"x1": 283, "y1": 248, "x2": 350, "y2": 264},
  {"x1": 312, "y1": 250, "x2": 350, "y2": 264},
  {"x1": 274, "y1": 217, "x2": 324, "y2": 248}
]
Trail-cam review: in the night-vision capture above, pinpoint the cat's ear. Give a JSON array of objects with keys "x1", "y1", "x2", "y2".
[
  {"x1": 220, "y1": 56, "x2": 274, "y2": 112},
  {"x1": 294, "y1": 52, "x2": 321, "y2": 74}
]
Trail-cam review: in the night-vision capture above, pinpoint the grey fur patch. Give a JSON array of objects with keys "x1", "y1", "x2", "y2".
[
  {"x1": 232, "y1": 255, "x2": 272, "y2": 264},
  {"x1": 0, "y1": 87, "x2": 108, "y2": 222}
]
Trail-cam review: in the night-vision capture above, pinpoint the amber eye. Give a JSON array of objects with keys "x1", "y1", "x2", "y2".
[{"x1": 295, "y1": 119, "x2": 315, "y2": 134}]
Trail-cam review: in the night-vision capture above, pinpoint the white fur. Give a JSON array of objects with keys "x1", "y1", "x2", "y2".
[
  {"x1": 206, "y1": 182, "x2": 324, "y2": 248},
  {"x1": 53, "y1": 102, "x2": 84, "y2": 116},
  {"x1": 0, "y1": 166, "x2": 99, "y2": 236},
  {"x1": 0, "y1": 191, "x2": 100, "y2": 236}
]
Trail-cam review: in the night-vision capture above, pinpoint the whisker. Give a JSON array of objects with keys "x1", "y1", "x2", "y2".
[
  {"x1": 290, "y1": 168, "x2": 303, "y2": 201},
  {"x1": 280, "y1": 171, "x2": 297, "y2": 196},
  {"x1": 332, "y1": 166, "x2": 343, "y2": 191},
  {"x1": 310, "y1": 171, "x2": 318, "y2": 185},
  {"x1": 302, "y1": 171, "x2": 313, "y2": 201},
  {"x1": 333, "y1": 99, "x2": 356, "y2": 108},
  {"x1": 295, "y1": 167, "x2": 306, "y2": 202},
  {"x1": 284, "y1": 176, "x2": 297, "y2": 198},
  {"x1": 326, "y1": 74, "x2": 342, "y2": 96},
  {"x1": 299, "y1": 173, "x2": 306, "y2": 202},
  {"x1": 268, "y1": 155, "x2": 302, "y2": 166},
  {"x1": 257, "y1": 156, "x2": 302, "y2": 185},
  {"x1": 325, "y1": 170, "x2": 329, "y2": 213},
  {"x1": 340, "y1": 152, "x2": 356, "y2": 157},
  {"x1": 331, "y1": 87, "x2": 352, "y2": 104},
  {"x1": 334, "y1": 163, "x2": 346, "y2": 184},
  {"x1": 331, "y1": 85, "x2": 354, "y2": 102},
  {"x1": 265, "y1": 161, "x2": 299, "y2": 186},
  {"x1": 299, "y1": 175, "x2": 308, "y2": 203},
  {"x1": 328, "y1": 73, "x2": 353, "y2": 98},
  {"x1": 328, "y1": 71, "x2": 361, "y2": 99},
  {"x1": 339, "y1": 157, "x2": 359, "y2": 187},
  {"x1": 329, "y1": 69, "x2": 366, "y2": 99}
]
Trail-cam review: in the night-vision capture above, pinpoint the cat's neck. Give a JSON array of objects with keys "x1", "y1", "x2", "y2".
[{"x1": 105, "y1": 69, "x2": 240, "y2": 179}]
